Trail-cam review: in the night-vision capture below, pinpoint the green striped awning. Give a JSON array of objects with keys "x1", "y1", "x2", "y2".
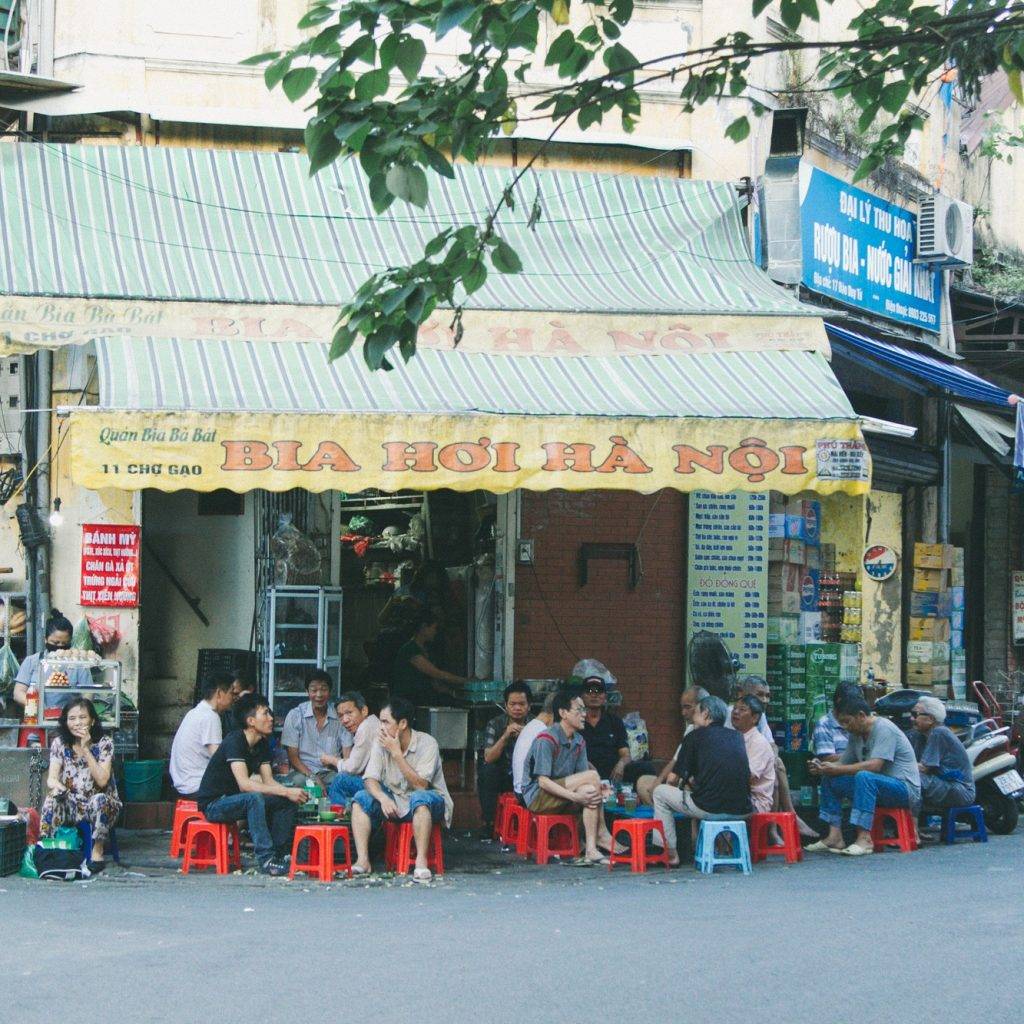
[
  {"x1": 93, "y1": 336, "x2": 856, "y2": 420},
  {"x1": 0, "y1": 142, "x2": 811, "y2": 317}
]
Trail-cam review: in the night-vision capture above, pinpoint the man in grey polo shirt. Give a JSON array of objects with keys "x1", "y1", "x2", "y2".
[
  {"x1": 279, "y1": 671, "x2": 351, "y2": 788},
  {"x1": 522, "y1": 689, "x2": 608, "y2": 865}
]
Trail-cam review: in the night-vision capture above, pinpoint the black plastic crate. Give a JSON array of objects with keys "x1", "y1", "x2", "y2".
[{"x1": 0, "y1": 818, "x2": 26, "y2": 876}]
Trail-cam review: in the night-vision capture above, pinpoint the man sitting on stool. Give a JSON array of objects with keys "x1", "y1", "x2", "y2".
[
  {"x1": 477, "y1": 681, "x2": 534, "y2": 834},
  {"x1": 636, "y1": 686, "x2": 708, "y2": 806},
  {"x1": 323, "y1": 691, "x2": 381, "y2": 805},
  {"x1": 909, "y1": 695, "x2": 975, "y2": 812},
  {"x1": 522, "y1": 689, "x2": 610, "y2": 865},
  {"x1": 196, "y1": 695, "x2": 308, "y2": 876},
  {"x1": 350, "y1": 697, "x2": 453, "y2": 883},
  {"x1": 652, "y1": 695, "x2": 752, "y2": 867},
  {"x1": 807, "y1": 694, "x2": 921, "y2": 856}
]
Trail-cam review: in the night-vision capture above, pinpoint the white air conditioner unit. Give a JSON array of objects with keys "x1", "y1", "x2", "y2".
[{"x1": 917, "y1": 193, "x2": 973, "y2": 267}]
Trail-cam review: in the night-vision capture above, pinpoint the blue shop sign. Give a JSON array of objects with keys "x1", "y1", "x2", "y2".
[{"x1": 800, "y1": 165, "x2": 941, "y2": 331}]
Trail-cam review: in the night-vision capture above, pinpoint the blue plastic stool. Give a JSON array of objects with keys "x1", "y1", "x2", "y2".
[
  {"x1": 78, "y1": 821, "x2": 121, "y2": 864},
  {"x1": 942, "y1": 805, "x2": 987, "y2": 845},
  {"x1": 694, "y1": 820, "x2": 752, "y2": 875}
]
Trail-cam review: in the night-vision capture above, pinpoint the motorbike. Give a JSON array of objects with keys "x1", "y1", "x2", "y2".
[{"x1": 873, "y1": 688, "x2": 1023, "y2": 834}]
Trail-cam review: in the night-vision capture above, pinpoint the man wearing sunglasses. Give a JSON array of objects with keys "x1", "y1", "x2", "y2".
[{"x1": 580, "y1": 676, "x2": 633, "y2": 783}]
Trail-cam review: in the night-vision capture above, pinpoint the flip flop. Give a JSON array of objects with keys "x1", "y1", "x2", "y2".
[
  {"x1": 351, "y1": 864, "x2": 370, "y2": 876},
  {"x1": 412, "y1": 868, "x2": 432, "y2": 883},
  {"x1": 841, "y1": 843, "x2": 873, "y2": 856},
  {"x1": 804, "y1": 840, "x2": 836, "y2": 853}
]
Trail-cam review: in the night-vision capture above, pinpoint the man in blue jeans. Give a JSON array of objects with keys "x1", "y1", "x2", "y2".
[
  {"x1": 807, "y1": 694, "x2": 921, "y2": 856},
  {"x1": 350, "y1": 696, "x2": 453, "y2": 883},
  {"x1": 196, "y1": 695, "x2": 308, "y2": 875}
]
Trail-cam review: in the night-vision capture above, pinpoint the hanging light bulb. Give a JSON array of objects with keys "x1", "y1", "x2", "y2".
[{"x1": 48, "y1": 497, "x2": 63, "y2": 528}]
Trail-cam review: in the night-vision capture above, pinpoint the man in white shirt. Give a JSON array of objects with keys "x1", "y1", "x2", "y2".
[
  {"x1": 512, "y1": 692, "x2": 557, "y2": 799},
  {"x1": 324, "y1": 691, "x2": 381, "y2": 804},
  {"x1": 170, "y1": 673, "x2": 236, "y2": 797}
]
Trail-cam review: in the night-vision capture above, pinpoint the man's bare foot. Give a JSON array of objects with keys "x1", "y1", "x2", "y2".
[{"x1": 796, "y1": 817, "x2": 821, "y2": 839}]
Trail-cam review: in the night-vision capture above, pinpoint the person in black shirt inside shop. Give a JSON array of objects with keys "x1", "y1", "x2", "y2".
[
  {"x1": 389, "y1": 608, "x2": 467, "y2": 706},
  {"x1": 652, "y1": 695, "x2": 752, "y2": 867},
  {"x1": 196, "y1": 695, "x2": 308, "y2": 876}
]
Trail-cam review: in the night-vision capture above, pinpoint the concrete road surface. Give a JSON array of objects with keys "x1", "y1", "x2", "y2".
[{"x1": 1, "y1": 829, "x2": 1020, "y2": 1024}]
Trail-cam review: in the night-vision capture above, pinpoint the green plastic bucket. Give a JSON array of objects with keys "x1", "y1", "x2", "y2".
[{"x1": 123, "y1": 759, "x2": 166, "y2": 802}]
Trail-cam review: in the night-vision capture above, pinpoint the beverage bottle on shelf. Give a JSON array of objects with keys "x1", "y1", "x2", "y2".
[{"x1": 23, "y1": 682, "x2": 39, "y2": 725}]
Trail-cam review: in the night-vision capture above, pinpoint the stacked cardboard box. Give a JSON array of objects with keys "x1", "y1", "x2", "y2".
[
  {"x1": 907, "y1": 543, "x2": 964, "y2": 696},
  {"x1": 950, "y1": 547, "x2": 966, "y2": 697}
]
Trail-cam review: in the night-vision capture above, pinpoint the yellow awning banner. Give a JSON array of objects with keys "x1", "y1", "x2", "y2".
[{"x1": 68, "y1": 410, "x2": 871, "y2": 497}]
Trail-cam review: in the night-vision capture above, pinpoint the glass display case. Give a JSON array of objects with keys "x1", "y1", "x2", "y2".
[
  {"x1": 264, "y1": 586, "x2": 343, "y2": 727},
  {"x1": 35, "y1": 657, "x2": 123, "y2": 730}
]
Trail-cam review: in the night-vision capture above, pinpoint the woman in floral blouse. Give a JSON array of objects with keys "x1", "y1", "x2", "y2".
[{"x1": 42, "y1": 698, "x2": 122, "y2": 873}]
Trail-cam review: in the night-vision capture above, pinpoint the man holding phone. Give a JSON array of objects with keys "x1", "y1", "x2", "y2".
[{"x1": 806, "y1": 694, "x2": 921, "y2": 856}]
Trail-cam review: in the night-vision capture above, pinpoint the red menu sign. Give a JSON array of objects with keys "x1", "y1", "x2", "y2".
[{"x1": 80, "y1": 524, "x2": 141, "y2": 607}]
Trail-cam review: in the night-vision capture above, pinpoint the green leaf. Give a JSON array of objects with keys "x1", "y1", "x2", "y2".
[
  {"x1": 490, "y1": 238, "x2": 523, "y2": 274},
  {"x1": 425, "y1": 230, "x2": 452, "y2": 258},
  {"x1": 604, "y1": 43, "x2": 637, "y2": 74},
  {"x1": 1008, "y1": 68, "x2": 1024, "y2": 106},
  {"x1": 880, "y1": 80, "x2": 911, "y2": 114},
  {"x1": 546, "y1": 29, "x2": 575, "y2": 67},
  {"x1": 240, "y1": 50, "x2": 280, "y2": 66},
  {"x1": 282, "y1": 66, "x2": 317, "y2": 102},
  {"x1": 381, "y1": 282, "x2": 417, "y2": 315},
  {"x1": 396, "y1": 37, "x2": 427, "y2": 82},
  {"x1": 724, "y1": 116, "x2": 750, "y2": 143},
  {"x1": 437, "y1": 0, "x2": 476, "y2": 38},
  {"x1": 386, "y1": 163, "x2": 429, "y2": 207},
  {"x1": 264, "y1": 56, "x2": 293, "y2": 91},
  {"x1": 329, "y1": 324, "x2": 357, "y2": 361},
  {"x1": 379, "y1": 34, "x2": 401, "y2": 72},
  {"x1": 369, "y1": 172, "x2": 396, "y2": 213},
  {"x1": 354, "y1": 68, "x2": 390, "y2": 101},
  {"x1": 463, "y1": 258, "x2": 487, "y2": 294},
  {"x1": 752, "y1": 0, "x2": 771, "y2": 13},
  {"x1": 304, "y1": 120, "x2": 343, "y2": 175},
  {"x1": 420, "y1": 142, "x2": 455, "y2": 179},
  {"x1": 334, "y1": 118, "x2": 371, "y2": 143},
  {"x1": 297, "y1": 4, "x2": 336, "y2": 29}
]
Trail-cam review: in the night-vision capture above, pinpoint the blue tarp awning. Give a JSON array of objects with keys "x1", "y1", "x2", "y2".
[{"x1": 826, "y1": 323, "x2": 1013, "y2": 408}]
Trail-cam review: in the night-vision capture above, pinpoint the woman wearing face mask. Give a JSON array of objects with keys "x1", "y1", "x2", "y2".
[
  {"x1": 11, "y1": 608, "x2": 93, "y2": 713},
  {"x1": 42, "y1": 698, "x2": 121, "y2": 872}
]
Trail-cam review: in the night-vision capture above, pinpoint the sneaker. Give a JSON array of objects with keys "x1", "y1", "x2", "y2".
[{"x1": 259, "y1": 858, "x2": 288, "y2": 876}]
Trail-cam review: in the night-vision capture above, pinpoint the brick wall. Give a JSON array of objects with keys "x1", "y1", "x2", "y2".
[{"x1": 513, "y1": 489, "x2": 686, "y2": 760}]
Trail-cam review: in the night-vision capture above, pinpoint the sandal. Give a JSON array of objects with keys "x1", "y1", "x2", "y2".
[
  {"x1": 841, "y1": 843, "x2": 873, "y2": 857},
  {"x1": 351, "y1": 864, "x2": 370, "y2": 876},
  {"x1": 805, "y1": 840, "x2": 841, "y2": 853},
  {"x1": 412, "y1": 867, "x2": 432, "y2": 883}
]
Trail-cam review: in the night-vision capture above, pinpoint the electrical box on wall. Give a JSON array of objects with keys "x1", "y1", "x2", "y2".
[
  {"x1": 0, "y1": 357, "x2": 22, "y2": 456},
  {"x1": 516, "y1": 539, "x2": 534, "y2": 564}
]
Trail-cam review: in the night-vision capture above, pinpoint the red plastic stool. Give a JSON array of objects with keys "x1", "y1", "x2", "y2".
[
  {"x1": 749, "y1": 812, "x2": 804, "y2": 864},
  {"x1": 494, "y1": 791, "x2": 518, "y2": 841},
  {"x1": 384, "y1": 821, "x2": 445, "y2": 876},
  {"x1": 504, "y1": 802, "x2": 532, "y2": 855},
  {"x1": 528, "y1": 814, "x2": 580, "y2": 865},
  {"x1": 169, "y1": 799, "x2": 204, "y2": 858},
  {"x1": 870, "y1": 807, "x2": 918, "y2": 853},
  {"x1": 607, "y1": 817, "x2": 670, "y2": 873},
  {"x1": 182, "y1": 820, "x2": 242, "y2": 875},
  {"x1": 290, "y1": 824, "x2": 353, "y2": 882}
]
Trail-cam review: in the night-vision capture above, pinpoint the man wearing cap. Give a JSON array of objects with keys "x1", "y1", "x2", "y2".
[
  {"x1": 580, "y1": 675, "x2": 632, "y2": 782},
  {"x1": 909, "y1": 696, "x2": 975, "y2": 810}
]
